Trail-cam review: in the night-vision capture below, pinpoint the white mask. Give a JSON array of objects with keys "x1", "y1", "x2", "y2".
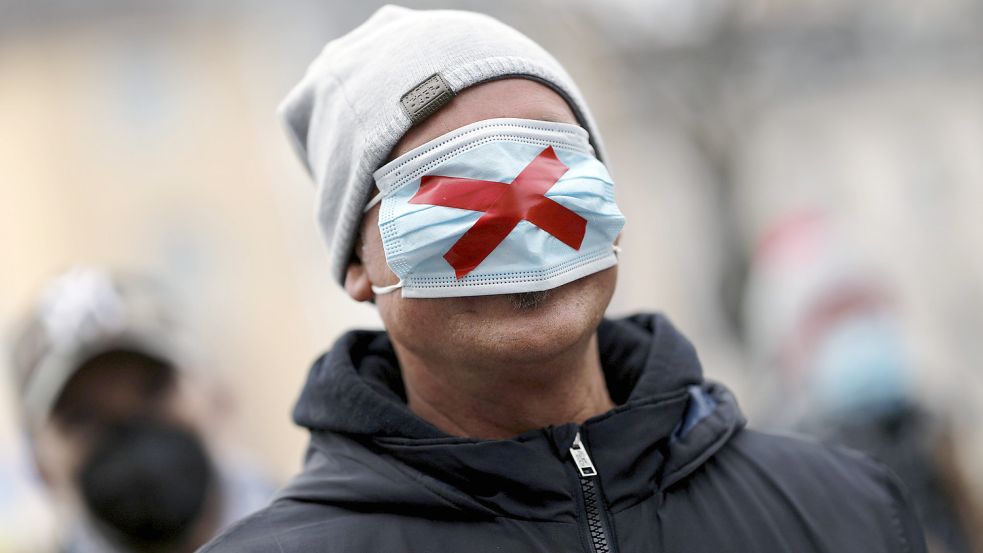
[{"x1": 367, "y1": 118, "x2": 625, "y2": 298}]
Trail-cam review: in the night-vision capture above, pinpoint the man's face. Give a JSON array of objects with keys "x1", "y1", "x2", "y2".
[
  {"x1": 31, "y1": 351, "x2": 219, "y2": 551},
  {"x1": 345, "y1": 79, "x2": 617, "y2": 367},
  {"x1": 33, "y1": 351, "x2": 192, "y2": 493}
]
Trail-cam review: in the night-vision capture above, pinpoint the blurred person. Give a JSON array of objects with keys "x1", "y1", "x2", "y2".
[
  {"x1": 203, "y1": 6, "x2": 925, "y2": 552},
  {"x1": 0, "y1": 422, "x2": 59, "y2": 552},
  {"x1": 743, "y1": 210, "x2": 979, "y2": 553},
  {"x1": 6, "y1": 267, "x2": 274, "y2": 553}
]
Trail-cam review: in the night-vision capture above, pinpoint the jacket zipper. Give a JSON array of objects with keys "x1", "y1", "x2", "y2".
[{"x1": 570, "y1": 432, "x2": 615, "y2": 553}]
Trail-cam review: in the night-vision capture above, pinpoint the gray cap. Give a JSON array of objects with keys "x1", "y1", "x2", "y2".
[
  {"x1": 7, "y1": 267, "x2": 186, "y2": 427},
  {"x1": 278, "y1": 5, "x2": 605, "y2": 286}
]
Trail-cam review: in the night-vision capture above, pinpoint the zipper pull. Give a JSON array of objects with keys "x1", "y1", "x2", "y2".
[{"x1": 569, "y1": 431, "x2": 598, "y2": 477}]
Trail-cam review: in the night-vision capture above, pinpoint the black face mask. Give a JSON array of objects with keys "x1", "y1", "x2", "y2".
[{"x1": 77, "y1": 420, "x2": 215, "y2": 550}]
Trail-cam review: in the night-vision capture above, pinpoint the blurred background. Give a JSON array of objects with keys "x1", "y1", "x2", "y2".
[{"x1": 1, "y1": 0, "x2": 982, "y2": 551}]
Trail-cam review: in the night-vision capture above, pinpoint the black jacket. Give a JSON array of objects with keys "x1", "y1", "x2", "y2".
[{"x1": 201, "y1": 314, "x2": 926, "y2": 552}]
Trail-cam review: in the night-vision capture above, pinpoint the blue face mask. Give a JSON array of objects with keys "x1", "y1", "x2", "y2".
[
  {"x1": 366, "y1": 118, "x2": 626, "y2": 298},
  {"x1": 811, "y1": 312, "x2": 911, "y2": 416}
]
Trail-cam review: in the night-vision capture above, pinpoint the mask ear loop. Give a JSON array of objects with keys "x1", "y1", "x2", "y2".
[
  {"x1": 363, "y1": 193, "x2": 383, "y2": 213},
  {"x1": 371, "y1": 281, "x2": 403, "y2": 295},
  {"x1": 363, "y1": 193, "x2": 402, "y2": 295},
  {"x1": 612, "y1": 244, "x2": 623, "y2": 256}
]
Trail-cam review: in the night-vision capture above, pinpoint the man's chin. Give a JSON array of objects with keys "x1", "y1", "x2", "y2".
[
  {"x1": 388, "y1": 269, "x2": 616, "y2": 364},
  {"x1": 461, "y1": 285, "x2": 599, "y2": 363}
]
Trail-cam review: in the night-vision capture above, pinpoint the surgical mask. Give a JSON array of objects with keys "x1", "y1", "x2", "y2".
[
  {"x1": 77, "y1": 420, "x2": 215, "y2": 550},
  {"x1": 367, "y1": 118, "x2": 625, "y2": 298},
  {"x1": 810, "y1": 312, "x2": 911, "y2": 417}
]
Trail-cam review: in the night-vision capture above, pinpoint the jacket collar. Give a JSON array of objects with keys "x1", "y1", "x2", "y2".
[{"x1": 290, "y1": 313, "x2": 744, "y2": 520}]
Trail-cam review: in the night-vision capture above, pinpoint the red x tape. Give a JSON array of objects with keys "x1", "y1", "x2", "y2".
[{"x1": 410, "y1": 146, "x2": 587, "y2": 278}]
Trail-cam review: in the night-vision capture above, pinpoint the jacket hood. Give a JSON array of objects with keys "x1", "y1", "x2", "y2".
[{"x1": 284, "y1": 313, "x2": 745, "y2": 520}]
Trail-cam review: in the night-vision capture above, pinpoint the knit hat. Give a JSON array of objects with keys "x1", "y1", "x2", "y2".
[{"x1": 278, "y1": 5, "x2": 606, "y2": 286}]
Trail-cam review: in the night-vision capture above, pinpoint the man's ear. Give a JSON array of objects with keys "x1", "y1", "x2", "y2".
[{"x1": 345, "y1": 260, "x2": 374, "y2": 302}]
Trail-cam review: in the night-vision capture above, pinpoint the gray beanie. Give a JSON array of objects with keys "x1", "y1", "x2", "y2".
[{"x1": 278, "y1": 5, "x2": 606, "y2": 286}]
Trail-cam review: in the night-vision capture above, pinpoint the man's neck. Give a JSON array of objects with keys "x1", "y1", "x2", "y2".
[{"x1": 395, "y1": 333, "x2": 615, "y2": 440}]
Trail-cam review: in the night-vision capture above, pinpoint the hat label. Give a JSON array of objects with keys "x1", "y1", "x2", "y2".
[{"x1": 401, "y1": 74, "x2": 454, "y2": 125}]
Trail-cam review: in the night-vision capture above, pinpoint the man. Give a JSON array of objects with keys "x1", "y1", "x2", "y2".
[
  {"x1": 203, "y1": 6, "x2": 926, "y2": 552},
  {"x1": 7, "y1": 267, "x2": 273, "y2": 553}
]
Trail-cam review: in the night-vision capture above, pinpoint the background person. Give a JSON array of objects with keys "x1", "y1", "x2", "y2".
[
  {"x1": 6, "y1": 267, "x2": 274, "y2": 553},
  {"x1": 743, "y1": 210, "x2": 979, "y2": 553}
]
